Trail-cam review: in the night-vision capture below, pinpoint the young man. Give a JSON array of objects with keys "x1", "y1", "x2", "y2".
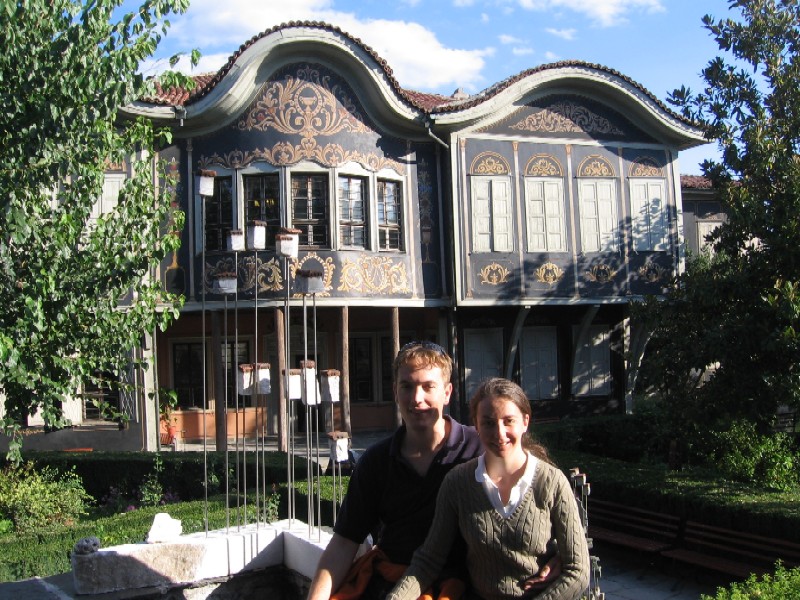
[
  {"x1": 306, "y1": 341, "x2": 480, "y2": 600},
  {"x1": 306, "y1": 341, "x2": 558, "y2": 600}
]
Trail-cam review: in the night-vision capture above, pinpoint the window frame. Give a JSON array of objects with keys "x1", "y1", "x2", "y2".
[
  {"x1": 242, "y1": 170, "x2": 282, "y2": 249},
  {"x1": 291, "y1": 171, "x2": 330, "y2": 249},
  {"x1": 470, "y1": 175, "x2": 514, "y2": 253},
  {"x1": 524, "y1": 177, "x2": 567, "y2": 253},
  {"x1": 377, "y1": 178, "x2": 404, "y2": 252},
  {"x1": 577, "y1": 178, "x2": 618, "y2": 253},
  {"x1": 203, "y1": 174, "x2": 235, "y2": 252},
  {"x1": 338, "y1": 174, "x2": 368, "y2": 249},
  {"x1": 629, "y1": 177, "x2": 669, "y2": 252}
]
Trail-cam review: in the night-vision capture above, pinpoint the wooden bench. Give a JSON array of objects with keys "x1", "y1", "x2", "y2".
[
  {"x1": 587, "y1": 498, "x2": 681, "y2": 553},
  {"x1": 662, "y1": 520, "x2": 800, "y2": 579}
]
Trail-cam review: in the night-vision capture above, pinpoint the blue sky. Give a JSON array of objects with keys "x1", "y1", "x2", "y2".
[{"x1": 142, "y1": 0, "x2": 738, "y2": 174}]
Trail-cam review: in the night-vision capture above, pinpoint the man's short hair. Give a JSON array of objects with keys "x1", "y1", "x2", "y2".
[{"x1": 392, "y1": 341, "x2": 452, "y2": 383}]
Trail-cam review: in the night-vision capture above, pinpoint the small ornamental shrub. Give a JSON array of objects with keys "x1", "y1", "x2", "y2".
[
  {"x1": 701, "y1": 563, "x2": 800, "y2": 600},
  {"x1": 711, "y1": 420, "x2": 799, "y2": 491},
  {"x1": 0, "y1": 462, "x2": 91, "y2": 533}
]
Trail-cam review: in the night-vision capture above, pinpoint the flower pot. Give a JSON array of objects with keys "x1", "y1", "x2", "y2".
[
  {"x1": 213, "y1": 273, "x2": 237, "y2": 294},
  {"x1": 228, "y1": 229, "x2": 245, "y2": 252},
  {"x1": 320, "y1": 369, "x2": 340, "y2": 403},
  {"x1": 255, "y1": 362, "x2": 271, "y2": 394},
  {"x1": 247, "y1": 221, "x2": 267, "y2": 250},
  {"x1": 284, "y1": 369, "x2": 302, "y2": 400},
  {"x1": 296, "y1": 269, "x2": 325, "y2": 295},
  {"x1": 238, "y1": 364, "x2": 254, "y2": 396},
  {"x1": 196, "y1": 170, "x2": 216, "y2": 197},
  {"x1": 275, "y1": 228, "x2": 301, "y2": 259}
]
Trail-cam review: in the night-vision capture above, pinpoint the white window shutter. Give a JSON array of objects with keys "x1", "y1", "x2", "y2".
[
  {"x1": 491, "y1": 178, "x2": 513, "y2": 252},
  {"x1": 525, "y1": 179, "x2": 547, "y2": 251},
  {"x1": 93, "y1": 174, "x2": 125, "y2": 221},
  {"x1": 579, "y1": 181, "x2": 600, "y2": 252},
  {"x1": 630, "y1": 180, "x2": 650, "y2": 251},
  {"x1": 544, "y1": 180, "x2": 565, "y2": 252},
  {"x1": 596, "y1": 180, "x2": 617, "y2": 252},
  {"x1": 471, "y1": 178, "x2": 492, "y2": 252},
  {"x1": 648, "y1": 180, "x2": 668, "y2": 251}
]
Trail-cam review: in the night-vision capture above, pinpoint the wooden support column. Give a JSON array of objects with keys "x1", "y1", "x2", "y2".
[
  {"x1": 392, "y1": 306, "x2": 401, "y2": 428},
  {"x1": 211, "y1": 311, "x2": 227, "y2": 453},
  {"x1": 276, "y1": 306, "x2": 288, "y2": 452},
  {"x1": 340, "y1": 306, "x2": 352, "y2": 435}
]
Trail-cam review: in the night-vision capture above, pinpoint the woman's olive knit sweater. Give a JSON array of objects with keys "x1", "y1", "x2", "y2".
[{"x1": 386, "y1": 458, "x2": 590, "y2": 600}]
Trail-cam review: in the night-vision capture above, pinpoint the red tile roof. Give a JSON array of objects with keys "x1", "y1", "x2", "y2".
[
  {"x1": 141, "y1": 21, "x2": 694, "y2": 127},
  {"x1": 680, "y1": 175, "x2": 713, "y2": 189}
]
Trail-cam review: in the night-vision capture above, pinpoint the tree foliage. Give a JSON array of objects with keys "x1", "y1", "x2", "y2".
[
  {"x1": 0, "y1": 0, "x2": 193, "y2": 459},
  {"x1": 639, "y1": 1, "x2": 800, "y2": 453}
]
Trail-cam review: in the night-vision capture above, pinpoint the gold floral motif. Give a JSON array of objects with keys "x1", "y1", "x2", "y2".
[
  {"x1": 535, "y1": 262, "x2": 565, "y2": 285},
  {"x1": 638, "y1": 262, "x2": 668, "y2": 283},
  {"x1": 290, "y1": 253, "x2": 335, "y2": 297},
  {"x1": 470, "y1": 152, "x2": 510, "y2": 175},
  {"x1": 525, "y1": 155, "x2": 563, "y2": 177},
  {"x1": 204, "y1": 258, "x2": 236, "y2": 294},
  {"x1": 510, "y1": 102, "x2": 624, "y2": 135},
  {"x1": 240, "y1": 255, "x2": 284, "y2": 292},
  {"x1": 478, "y1": 263, "x2": 510, "y2": 285},
  {"x1": 338, "y1": 256, "x2": 411, "y2": 294},
  {"x1": 198, "y1": 145, "x2": 404, "y2": 174},
  {"x1": 585, "y1": 264, "x2": 617, "y2": 284},
  {"x1": 205, "y1": 256, "x2": 286, "y2": 293},
  {"x1": 578, "y1": 155, "x2": 615, "y2": 177},
  {"x1": 238, "y1": 65, "x2": 371, "y2": 137},
  {"x1": 629, "y1": 157, "x2": 663, "y2": 177}
]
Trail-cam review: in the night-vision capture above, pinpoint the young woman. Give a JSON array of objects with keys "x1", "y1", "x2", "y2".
[{"x1": 386, "y1": 378, "x2": 589, "y2": 600}]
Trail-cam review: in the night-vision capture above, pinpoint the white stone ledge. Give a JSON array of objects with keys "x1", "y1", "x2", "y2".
[{"x1": 71, "y1": 519, "x2": 331, "y2": 595}]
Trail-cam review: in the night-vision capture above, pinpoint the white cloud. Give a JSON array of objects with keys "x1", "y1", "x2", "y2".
[
  {"x1": 546, "y1": 27, "x2": 576, "y2": 40},
  {"x1": 158, "y1": 0, "x2": 491, "y2": 93},
  {"x1": 480, "y1": 12, "x2": 490, "y2": 22},
  {"x1": 512, "y1": 47, "x2": 534, "y2": 56},
  {"x1": 544, "y1": 51, "x2": 560, "y2": 61},
  {"x1": 515, "y1": 0, "x2": 664, "y2": 27},
  {"x1": 499, "y1": 34, "x2": 524, "y2": 45},
  {"x1": 453, "y1": 0, "x2": 476, "y2": 6},
  {"x1": 400, "y1": 0, "x2": 422, "y2": 6}
]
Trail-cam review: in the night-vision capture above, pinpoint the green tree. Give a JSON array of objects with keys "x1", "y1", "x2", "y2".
[
  {"x1": 639, "y1": 1, "x2": 800, "y2": 460},
  {"x1": 0, "y1": 0, "x2": 194, "y2": 460}
]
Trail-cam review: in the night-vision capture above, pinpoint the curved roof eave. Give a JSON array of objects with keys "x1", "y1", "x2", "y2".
[
  {"x1": 430, "y1": 63, "x2": 707, "y2": 150},
  {"x1": 123, "y1": 23, "x2": 427, "y2": 138}
]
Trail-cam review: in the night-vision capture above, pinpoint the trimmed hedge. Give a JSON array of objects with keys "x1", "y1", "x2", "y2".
[{"x1": 18, "y1": 450, "x2": 315, "y2": 504}]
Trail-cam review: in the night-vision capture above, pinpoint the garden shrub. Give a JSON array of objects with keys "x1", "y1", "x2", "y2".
[
  {"x1": 711, "y1": 420, "x2": 799, "y2": 490},
  {"x1": 701, "y1": 563, "x2": 800, "y2": 599},
  {"x1": 0, "y1": 462, "x2": 91, "y2": 532}
]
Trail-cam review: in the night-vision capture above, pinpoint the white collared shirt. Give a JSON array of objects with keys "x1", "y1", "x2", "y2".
[{"x1": 475, "y1": 451, "x2": 538, "y2": 518}]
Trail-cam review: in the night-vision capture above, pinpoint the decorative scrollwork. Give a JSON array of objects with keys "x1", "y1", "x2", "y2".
[
  {"x1": 198, "y1": 145, "x2": 404, "y2": 174},
  {"x1": 470, "y1": 151, "x2": 510, "y2": 175},
  {"x1": 338, "y1": 256, "x2": 410, "y2": 294},
  {"x1": 238, "y1": 65, "x2": 371, "y2": 137},
  {"x1": 577, "y1": 155, "x2": 615, "y2": 177},
  {"x1": 290, "y1": 253, "x2": 335, "y2": 297},
  {"x1": 478, "y1": 263, "x2": 511, "y2": 285},
  {"x1": 239, "y1": 255, "x2": 284, "y2": 292},
  {"x1": 585, "y1": 264, "x2": 616, "y2": 284},
  {"x1": 629, "y1": 157, "x2": 664, "y2": 177},
  {"x1": 511, "y1": 102, "x2": 624, "y2": 135},
  {"x1": 525, "y1": 155, "x2": 563, "y2": 177},
  {"x1": 638, "y1": 262, "x2": 668, "y2": 283},
  {"x1": 534, "y1": 262, "x2": 565, "y2": 285}
]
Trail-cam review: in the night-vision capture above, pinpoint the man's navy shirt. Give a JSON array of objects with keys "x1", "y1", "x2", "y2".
[{"x1": 334, "y1": 417, "x2": 482, "y2": 565}]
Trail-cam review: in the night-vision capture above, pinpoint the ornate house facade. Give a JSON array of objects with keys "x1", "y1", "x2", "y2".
[{"x1": 114, "y1": 22, "x2": 707, "y2": 448}]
